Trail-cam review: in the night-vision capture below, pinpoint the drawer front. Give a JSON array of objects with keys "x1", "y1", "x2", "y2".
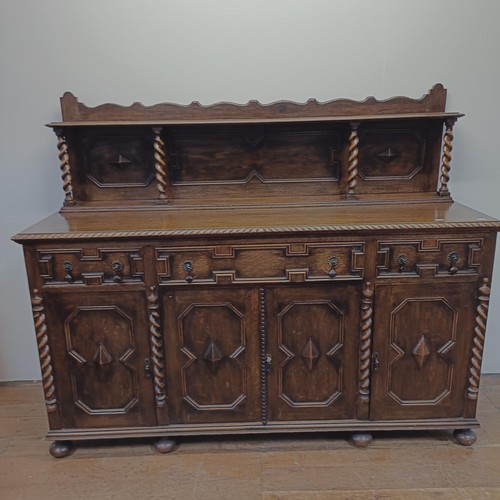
[
  {"x1": 37, "y1": 246, "x2": 145, "y2": 285},
  {"x1": 157, "y1": 242, "x2": 364, "y2": 285},
  {"x1": 376, "y1": 238, "x2": 482, "y2": 278}
]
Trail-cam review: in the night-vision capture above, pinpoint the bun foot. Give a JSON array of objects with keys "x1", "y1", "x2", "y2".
[
  {"x1": 349, "y1": 432, "x2": 372, "y2": 448},
  {"x1": 454, "y1": 429, "x2": 477, "y2": 446},
  {"x1": 49, "y1": 440, "x2": 73, "y2": 458},
  {"x1": 154, "y1": 437, "x2": 176, "y2": 454}
]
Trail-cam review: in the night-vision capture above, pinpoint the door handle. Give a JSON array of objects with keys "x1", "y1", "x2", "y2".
[
  {"x1": 144, "y1": 358, "x2": 152, "y2": 378},
  {"x1": 265, "y1": 353, "x2": 272, "y2": 373}
]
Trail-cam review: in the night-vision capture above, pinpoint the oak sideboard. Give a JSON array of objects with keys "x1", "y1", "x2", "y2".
[{"x1": 13, "y1": 84, "x2": 499, "y2": 457}]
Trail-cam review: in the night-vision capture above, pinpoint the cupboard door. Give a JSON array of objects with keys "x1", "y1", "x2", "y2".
[
  {"x1": 45, "y1": 290, "x2": 156, "y2": 428},
  {"x1": 163, "y1": 287, "x2": 261, "y2": 424},
  {"x1": 266, "y1": 284, "x2": 360, "y2": 421},
  {"x1": 371, "y1": 281, "x2": 476, "y2": 420}
]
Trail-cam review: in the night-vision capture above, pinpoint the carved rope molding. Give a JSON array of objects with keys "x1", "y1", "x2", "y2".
[
  {"x1": 152, "y1": 127, "x2": 168, "y2": 201},
  {"x1": 31, "y1": 290, "x2": 58, "y2": 411},
  {"x1": 147, "y1": 286, "x2": 167, "y2": 407},
  {"x1": 438, "y1": 117, "x2": 457, "y2": 196},
  {"x1": 54, "y1": 128, "x2": 75, "y2": 206},
  {"x1": 467, "y1": 278, "x2": 491, "y2": 400},
  {"x1": 13, "y1": 221, "x2": 500, "y2": 241},
  {"x1": 359, "y1": 282, "x2": 374, "y2": 402},
  {"x1": 259, "y1": 287, "x2": 268, "y2": 425},
  {"x1": 346, "y1": 122, "x2": 360, "y2": 198}
]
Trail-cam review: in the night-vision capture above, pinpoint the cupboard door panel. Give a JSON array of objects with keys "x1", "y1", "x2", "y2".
[
  {"x1": 163, "y1": 287, "x2": 260, "y2": 424},
  {"x1": 371, "y1": 282, "x2": 476, "y2": 419},
  {"x1": 45, "y1": 290, "x2": 156, "y2": 428},
  {"x1": 267, "y1": 284, "x2": 360, "y2": 421}
]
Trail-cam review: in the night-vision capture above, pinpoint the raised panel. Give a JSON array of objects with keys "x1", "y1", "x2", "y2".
[
  {"x1": 75, "y1": 128, "x2": 157, "y2": 201},
  {"x1": 267, "y1": 285, "x2": 360, "y2": 421},
  {"x1": 371, "y1": 282, "x2": 476, "y2": 420},
  {"x1": 170, "y1": 124, "x2": 340, "y2": 185},
  {"x1": 163, "y1": 287, "x2": 260, "y2": 424},
  {"x1": 358, "y1": 129, "x2": 425, "y2": 180},
  {"x1": 64, "y1": 306, "x2": 139, "y2": 414},
  {"x1": 277, "y1": 301, "x2": 344, "y2": 407},
  {"x1": 44, "y1": 290, "x2": 156, "y2": 428},
  {"x1": 85, "y1": 136, "x2": 154, "y2": 188},
  {"x1": 386, "y1": 298, "x2": 457, "y2": 404},
  {"x1": 179, "y1": 303, "x2": 247, "y2": 410}
]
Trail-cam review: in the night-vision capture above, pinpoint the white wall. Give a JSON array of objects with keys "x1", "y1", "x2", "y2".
[{"x1": 1, "y1": 0, "x2": 500, "y2": 380}]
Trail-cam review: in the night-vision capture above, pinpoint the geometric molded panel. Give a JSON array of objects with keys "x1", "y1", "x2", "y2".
[
  {"x1": 376, "y1": 239, "x2": 482, "y2": 278},
  {"x1": 278, "y1": 300, "x2": 344, "y2": 408},
  {"x1": 179, "y1": 303, "x2": 247, "y2": 410},
  {"x1": 64, "y1": 306, "x2": 138, "y2": 415},
  {"x1": 388, "y1": 297, "x2": 458, "y2": 405},
  {"x1": 37, "y1": 247, "x2": 145, "y2": 285},
  {"x1": 358, "y1": 129, "x2": 425, "y2": 180},
  {"x1": 171, "y1": 128, "x2": 340, "y2": 185},
  {"x1": 84, "y1": 136, "x2": 154, "y2": 188}
]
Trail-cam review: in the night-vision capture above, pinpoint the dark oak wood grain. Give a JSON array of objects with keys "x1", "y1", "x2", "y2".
[{"x1": 12, "y1": 86, "x2": 499, "y2": 456}]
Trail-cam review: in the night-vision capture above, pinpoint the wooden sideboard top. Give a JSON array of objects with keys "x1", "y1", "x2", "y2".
[{"x1": 12, "y1": 202, "x2": 500, "y2": 242}]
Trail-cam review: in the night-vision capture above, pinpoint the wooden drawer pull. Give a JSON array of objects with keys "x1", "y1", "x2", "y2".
[
  {"x1": 448, "y1": 252, "x2": 459, "y2": 274},
  {"x1": 111, "y1": 260, "x2": 124, "y2": 282},
  {"x1": 62, "y1": 261, "x2": 74, "y2": 282},
  {"x1": 397, "y1": 254, "x2": 409, "y2": 273},
  {"x1": 182, "y1": 261, "x2": 194, "y2": 283},
  {"x1": 328, "y1": 256, "x2": 339, "y2": 278}
]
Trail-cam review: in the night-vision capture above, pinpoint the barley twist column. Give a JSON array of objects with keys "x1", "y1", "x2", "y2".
[
  {"x1": 346, "y1": 122, "x2": 360, "y2": 198},
  {"x1": 148, "y1": 286, "x2": 167, "y2": 407},
  {"x1": 31, "y1": 290, "x2": 57, "y2": 411},
  {"x1": 153, "y1": 127, "x2": 168, "y2": 201},
  {"x1": 54, "y1": 128, "x2": 75, "y2": 206},
  {"x1": 438, "y1": 118, "x2": 457, "y2": 196},
  {"x1": 359, "y1": 282, "x2": 374, "y2": 402},
  {"x1": 467, "y1": 278, "x2": 490, "y2": 400}
]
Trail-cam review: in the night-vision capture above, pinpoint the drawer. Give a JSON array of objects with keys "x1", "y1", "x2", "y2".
[
  {"x1": 37, "y1": 246, "x2": 145, "y2": 285},
  {"x1": 156, "y1": 242, "x2": 364, "y2": 284},
  {"x1": 376, "y1": 238, "x2": 482, "y2": 278}
]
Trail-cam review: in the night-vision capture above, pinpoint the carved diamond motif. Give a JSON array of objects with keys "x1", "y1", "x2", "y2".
[
  {"x1": 301, "y1": 337, "x2": 320, "y2": 372},
  {"x1": 109, "y1": 154, "x2": 133, "y2": 167},
  {"x1": 203, "y1": 339, "x2": 224, "y2": 373},
  {"x1": 93, "y1": 342, "x2": 113, "y2": 366},
  {"x1": 412, "y1": 335, "x2": 431, "y2": 369},
  {"x1": 376, "y1": 146, "x2": 400, "y2": 163}
]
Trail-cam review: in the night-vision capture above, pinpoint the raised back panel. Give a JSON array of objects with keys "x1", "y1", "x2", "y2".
[
  {"x1": 50, "y1": 85, "x2": 459, "y2": 208},
  {"x1": 71, "y1": 127, "x2": 157, "y2": 201}
]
